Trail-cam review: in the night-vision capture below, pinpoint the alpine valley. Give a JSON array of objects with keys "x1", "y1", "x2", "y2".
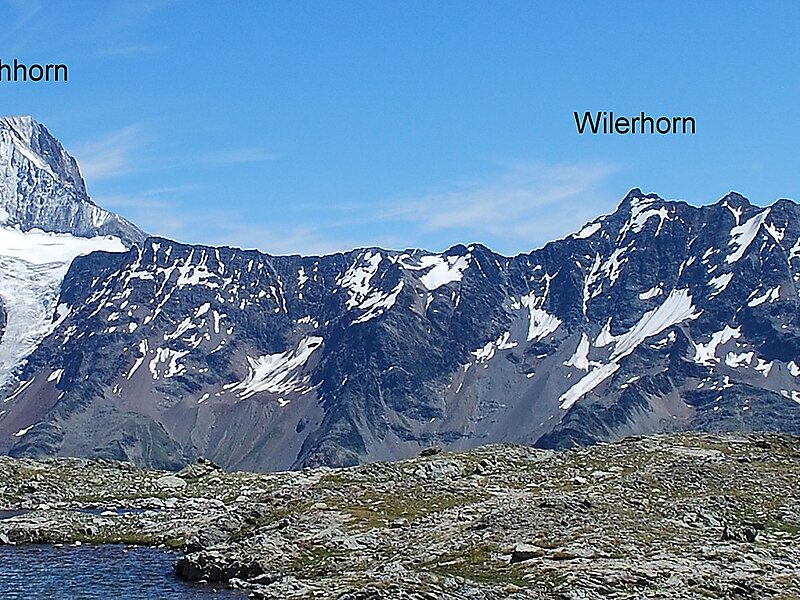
[{"x1": 1, "y1": 116, "x2": 799, "y2": 472}]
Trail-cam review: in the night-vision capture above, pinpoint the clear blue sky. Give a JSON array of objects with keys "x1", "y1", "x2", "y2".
[{"x1": 2, "y1": 1, "x2": 798, "y2": 255}]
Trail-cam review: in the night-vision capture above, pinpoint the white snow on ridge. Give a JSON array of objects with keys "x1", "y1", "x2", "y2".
[
  {"x1": 559, "y1": 289, "x2": 700, "y2": 409},
  {"x1": 623, "y1": 198, "x2": 669, "y2": 237},
  {"x1": 724, "y1": 201, "x2": 743, "y2": 225},
  {"x1": 228, "y1": 336, "x2": 323, "y2": 399},
  {"x1": 574, "y1": 222, "x2": 601, "y2": 239},
  {"x1": 610, "y1": 289, "x2": 700, "y2": 360},
  {"x1": 352, "y1": 280, "x2": 404, "y2": 324},
  {"x1": 727, "y1": 209, "x2": 769, "y2": 264},
  {"x1": 418, "y1": 255, "x2": 470, "y2": 291},
  {"x1": 338, "y1": 252, "x2": 382, "y2": 309},
  {"x1": 0, "y1": 227, "x2": 126, "y2": 390},
  {"x1": 1, "y1": 117, "x2": 53, "y2": 176}
]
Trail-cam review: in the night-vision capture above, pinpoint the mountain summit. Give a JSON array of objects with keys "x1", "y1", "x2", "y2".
[{"x1": 0, "y1": 116, "x2": 145, "y2": 245}]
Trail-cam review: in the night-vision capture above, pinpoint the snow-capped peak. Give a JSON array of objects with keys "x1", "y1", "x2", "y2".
[{"x1": 0, "y1": 115, "x2": 146, "y2": 245}]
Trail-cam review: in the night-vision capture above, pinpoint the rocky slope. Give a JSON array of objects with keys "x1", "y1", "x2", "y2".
[{"x1": 0, "y1": 432, "x2": 798, "y2": 599}]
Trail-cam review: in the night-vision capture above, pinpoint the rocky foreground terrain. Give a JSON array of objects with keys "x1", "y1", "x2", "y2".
[{"x1": 0, "y1": 432, "x2": 798, "y2": 599}]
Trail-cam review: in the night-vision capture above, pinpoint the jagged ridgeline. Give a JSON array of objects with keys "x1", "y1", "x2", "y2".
[{"x1": 1, "y1": 116, "x2": 799, "y2": 471}]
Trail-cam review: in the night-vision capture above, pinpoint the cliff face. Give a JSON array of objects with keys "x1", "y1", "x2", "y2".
[{"x1": 0, "y1": 116, "x2": 145, "y2": 245}]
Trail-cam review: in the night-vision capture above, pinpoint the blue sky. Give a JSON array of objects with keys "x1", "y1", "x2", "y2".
[{"x1": 2, "y1": 1, "x2": 798, "y2": 255}]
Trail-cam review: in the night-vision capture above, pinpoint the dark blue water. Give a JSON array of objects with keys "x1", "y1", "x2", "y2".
[{"x1": 0, "y1": 545, "x2": 246, "y2": 599}]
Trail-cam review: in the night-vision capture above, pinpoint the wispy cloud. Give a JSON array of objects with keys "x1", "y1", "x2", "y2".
[
  {"x1": 378, "y1": 161, "x2": 620, "y2": 252},
  {"x1": 93, "y1": 159, "x2": 620, "y2": 257},
  {"x1": 74, "y1": 122, "x2": 278, "y2": 184},
  {"x1": 73, "y1": 125, "x2": 142, "y2": 180}
]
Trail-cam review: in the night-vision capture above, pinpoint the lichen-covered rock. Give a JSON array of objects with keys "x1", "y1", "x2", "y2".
[{"x1": 0, "y1": 432, "x2": 798, "y2": 599}]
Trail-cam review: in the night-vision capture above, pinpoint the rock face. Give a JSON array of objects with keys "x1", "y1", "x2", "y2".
[
  {"x1": 0, "y1": 116, "x2": 145, "y2": 244},
  {"x1": 0, "y1": 432, "x2": 798, "y2": 599},
  {"x1": 1, "y1": 116, "x2": 800, "y2": 471}
]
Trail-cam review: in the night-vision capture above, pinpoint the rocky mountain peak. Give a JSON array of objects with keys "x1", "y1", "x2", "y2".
[
  {"x1": 0, "y1": 116, "x2": 87, "y2": 198},
  {"x1": 716, "y1": 191, "x2": 752, "y2": 209},
  {"x1": 616, "y1": 187, "x2": 661, "y2": 209},
  {"x1": 0, "y1": 115, "x2": 146, "y2": 246}
]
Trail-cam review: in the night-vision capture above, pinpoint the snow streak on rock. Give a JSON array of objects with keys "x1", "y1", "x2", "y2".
[{"x1": 227, "y1": 336, "x2": 323, "y2": 400}]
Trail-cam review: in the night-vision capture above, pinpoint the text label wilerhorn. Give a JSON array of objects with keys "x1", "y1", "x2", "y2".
[{"x1": 574, "y1": 111, "x2": 695, "y2": 135}]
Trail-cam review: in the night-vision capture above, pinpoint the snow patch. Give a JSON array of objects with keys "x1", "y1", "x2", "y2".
[
  {"x1": 693, "y1": 326, "x2": 741, "y2": 366},
  {"x1": 610, "y1": 289, "x2": 700, "y2": 360},
  {"x1": 47, "y1": 368, "x2": 64, "y2": 383},
  {"x1": 148, "y1": 347, "x2": 190, "y2": 380},
  {"x1": 725, "y1": 352, "x2": 753, "y2": 368},
  {"x1": 560, "y1": 289, "x2": 699, "y2": 409},
  {"x1": 639, "y1": 286, "x2": 662, "y2": 300},
  {"x1": 559, "y1": 362, "x2": 620, "y2": 410},
  {"x1": 418, "y1": 255, "x2": 470, "y2": 291},
  {"x1": 228, "y1": 336, "x2": 323, "y2": 399},
  {"x1": 754, "y1": 359, "x2": 773, "y2": 377},
  {"x1": 13, "y1": 424, "x2": 35, "y2": 437},
  {"x1": 747, "y1": 286, "x2": 780, "y2": 307},
  {"x1": 297, "y1": 267, "x2": 308, "y2": 288},
  {"x1": 352, "y1": 280, "x2": 404, "y2": 324},
  {"x1": 574, "y1": 222, "x2": 601, "y2": 239},
  {"x1": 338, "y1": 252, "x2": 382, "y2": 309},
  {"x1": 726, "y1": 209, "x2": 769, "y2": 264},
  {"x1": 708, "y1": 273, "x2": 733, "y2": 298},
  {"x1": 564, "y1": 333, "x2": 590, "y2": 371},
  {"x1": 472, "y1": 332, "x2": 517, "y2": 363}
]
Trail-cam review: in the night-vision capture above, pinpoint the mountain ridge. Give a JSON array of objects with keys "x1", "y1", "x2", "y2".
[{"x1": 1, "y1": 117, "x2": 799, "y2": 472}]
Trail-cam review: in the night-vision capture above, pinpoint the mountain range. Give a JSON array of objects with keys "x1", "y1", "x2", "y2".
[{"x1": 1, "y1": 116, "x2": 798, "y2": 471}]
